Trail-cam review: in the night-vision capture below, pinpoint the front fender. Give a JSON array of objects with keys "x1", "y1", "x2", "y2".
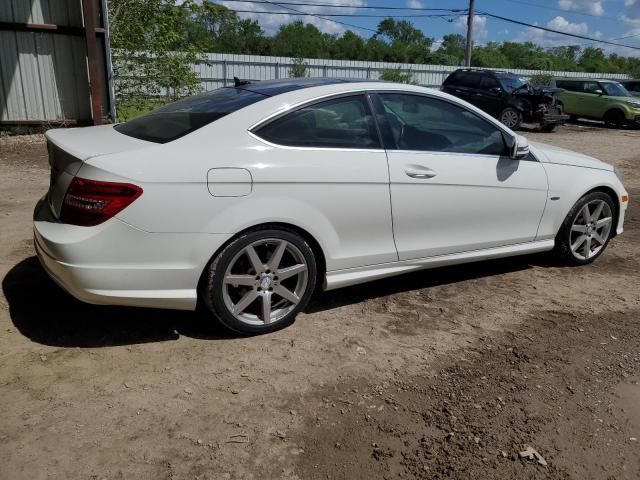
[{"x1": 536, "y1": 163, "x2": 627, "y2": 240}]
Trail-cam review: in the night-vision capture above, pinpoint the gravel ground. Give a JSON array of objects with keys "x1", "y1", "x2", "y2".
[{"x1": 0, "y1": 123, "x2": 639, "y2": 480}]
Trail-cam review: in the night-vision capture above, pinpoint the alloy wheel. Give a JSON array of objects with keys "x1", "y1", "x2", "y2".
[
  {"x1": 569, "y1": 199, "x2": 613, "y2": 261},
  {"x1": 222, "y1": 238, "x2": 309, "y2": 326},
  {"x1": 501, "y1": 109, "x2": 520, "y2": 128}
]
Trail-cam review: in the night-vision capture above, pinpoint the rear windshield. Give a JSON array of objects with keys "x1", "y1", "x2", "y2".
[{"x1": 114, "y1": 87, "x2": 267, "y2": 143}]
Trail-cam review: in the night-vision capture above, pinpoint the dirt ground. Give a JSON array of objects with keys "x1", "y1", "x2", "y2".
[{"x1": 0, "y1": 123, "x2": 639, "y2": 480}]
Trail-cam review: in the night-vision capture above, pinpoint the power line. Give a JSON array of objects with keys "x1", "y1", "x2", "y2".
[
  {"x1": 224, "y1": 8, "x2": 466, "y2": 18},
  {"x1": 481, "y1": 12, "x2": 640, "y2": 51},
  {"x1": 253, "y1": 0, "x2": 378, "y2": 33},
  {"x1": 222, "y1": 0, "x2": 467, "y2": 12}
]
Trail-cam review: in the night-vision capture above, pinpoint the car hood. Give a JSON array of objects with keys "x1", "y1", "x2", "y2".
[
  {"x1": 514, "y1": 86, "x2": 563, "y2": 96},
  {"x1": 531, "y1": 142, "x2": 613, "y2": 171}
]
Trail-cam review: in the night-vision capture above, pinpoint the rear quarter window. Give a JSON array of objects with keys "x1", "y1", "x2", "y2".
[{"x1": 115, "y1": 88, "x2": 266, "y2": 143}]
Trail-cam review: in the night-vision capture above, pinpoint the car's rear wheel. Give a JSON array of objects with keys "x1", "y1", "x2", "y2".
[
  {"x1": 202, "y1": 229, "x2": 317, "y2": 335},
  {"x1": 554, "y1": 192, "x2": 615, "y2": 265},
  {"x1": 603, "y1": 109, "x2": 625, "y2": 128},
  {"x1": 499, "y1": 107, "x2": 522, "y2": 129}
]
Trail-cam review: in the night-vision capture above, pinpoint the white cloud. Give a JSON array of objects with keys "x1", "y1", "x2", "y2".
[
  {"x1": 558, "y1": 0, "x2": 604, "y2": 16},
  {"x1": 455, "y1": 15, "x2": 488, "y2": 39},
  {"x1": 218, "y1": 0, "x2": 366, "y2": 36},
  {"x1": 407, "y1": 0, "x2": 424, "y2": 8},
  {"x1": 622, "y1": 0, "x2": 640, "y2": 24},
  {"x1": 547, "y1": 15, "x2": 588, "y2": 34},
  {"x1": 517, "y1": 16, "x2": 589, "y2": 46}
]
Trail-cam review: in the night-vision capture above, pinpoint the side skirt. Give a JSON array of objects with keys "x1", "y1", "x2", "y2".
[{"x1": 324, "y1": 239, "x2": 555, "y2": 291}]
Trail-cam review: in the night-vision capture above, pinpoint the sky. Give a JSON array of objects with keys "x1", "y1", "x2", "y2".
[{"x1": 216, "y1": 0, "x2": 640, "y2": 57}]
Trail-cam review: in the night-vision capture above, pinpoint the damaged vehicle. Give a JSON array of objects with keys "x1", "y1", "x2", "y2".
[{"x1": 442, "y1": 69, "x2": 569, "y2": 131}]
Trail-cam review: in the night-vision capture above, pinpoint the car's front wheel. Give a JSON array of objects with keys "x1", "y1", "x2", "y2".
[
  {"x1": 499, "y1": 107, "x2": 522, "y2": 129},
  {"x1": 554, "y1": 192, "x2": 615, "y2": 265},
  {"x1": 202, "y1": 229, "x2": 317, "y2": 335},
  {"x1": 603, "y1": 109, "x2": 626, "y2": 128}
]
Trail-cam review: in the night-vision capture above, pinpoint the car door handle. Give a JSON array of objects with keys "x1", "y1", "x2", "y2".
[{"x1": 404, "y1": 167, "x2": 437, "y2": 179}]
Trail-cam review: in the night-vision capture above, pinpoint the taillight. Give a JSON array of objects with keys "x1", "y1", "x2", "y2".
[{"x1": 60, "y1": 177, "x2": 143, "y2": 226}]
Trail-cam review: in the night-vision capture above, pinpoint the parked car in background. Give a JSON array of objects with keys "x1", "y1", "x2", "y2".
[
  {"x1": 553, "y1": 78, "x2": 640, "y2": 127},
  {"x1": 619, "y1": 79, "x2": 640, "y2": 97},
  {"x1": 441, "y1": 68, "x2": 568, "y2": 131}
]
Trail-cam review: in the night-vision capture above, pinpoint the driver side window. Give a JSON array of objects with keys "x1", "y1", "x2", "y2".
[{"x1": 374, "y1": 93, "x2": 507, "y2": 156}]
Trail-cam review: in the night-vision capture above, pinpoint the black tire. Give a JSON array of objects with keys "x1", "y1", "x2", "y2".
[
  {"x1": 201, "y1": 229, "x2": 317, "y2": 335},
  {"x1": 554, "y1": 191, "x2": 616, "y2": 266},
  {"x1": 603, "y1": 109, "x2": 626, "y2": 128},
  {"x1": 499, "y1": 107, "x2": 522, "y2": 130},
  {"x1": 541, "y1": 124, "x2": 558, "y2": 132}
]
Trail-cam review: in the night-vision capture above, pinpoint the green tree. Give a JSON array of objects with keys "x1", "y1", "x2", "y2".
[
  {"x1": 436, "y1": 34, "x2": 465, "y2": 65},
  {"x1": 472, "y1": 42, "x2": 510, "y2": 68},
  {"x1": 109, "y1": 0, "x2": 205, "y2": 101},
  {"x1": 271, "y1": 21, "x2": 333, "y2": 58},
  {"x1": 373, "y1": 18, "x2": 433, "y2": 64},
  {"x1": 191, "y1": 2, "x2": 268, "y2": 54},
  {"x1": 334, "y1": 30, "x2": 366, "y2": 60},
  {"x1": 579, "y1": 47, "x2": 608, "y2": 73}
]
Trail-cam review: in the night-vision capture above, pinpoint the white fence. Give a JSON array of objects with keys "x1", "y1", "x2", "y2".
[{"x1": 193, "y1": 52, "x2": 631, "y2": 91}]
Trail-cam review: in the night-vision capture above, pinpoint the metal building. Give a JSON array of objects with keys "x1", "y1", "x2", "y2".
[{"x1": 0, "y1": 0, "x2": 114, "y2": 127}]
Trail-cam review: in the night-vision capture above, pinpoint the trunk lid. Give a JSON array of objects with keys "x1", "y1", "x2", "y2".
[{"x1": 45, "y1": 125, "x2": 151, "y2": 218}]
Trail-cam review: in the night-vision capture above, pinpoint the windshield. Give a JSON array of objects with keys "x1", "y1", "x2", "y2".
[
  {"x1": 601, "y1": 82, "x2": 631, "y2": 97},
  {"x1": 115, "y1": 87, "x2": 267, "y2": 143},
  {"x1": 497, "y1": 75, "x2": 527, "y2": 93}
]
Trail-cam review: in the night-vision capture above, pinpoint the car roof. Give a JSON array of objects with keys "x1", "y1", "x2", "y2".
[
  {"x1": 450, "y1": 68, "x2": 516, "y2": 76},
  {"x1": 555, "y1": 77, "x2": 619, "y2": 83},
  {"x1": 235, "y1": 77, "x2": 385, "y2": 97}
]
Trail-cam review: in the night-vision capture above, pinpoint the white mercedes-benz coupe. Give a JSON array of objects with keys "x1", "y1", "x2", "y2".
[{"x1": 34, "y1": 78, "x2": 629, "y2": 334}]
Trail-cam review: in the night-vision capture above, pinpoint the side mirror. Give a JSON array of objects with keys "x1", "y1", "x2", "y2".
[
  {"x1": 594, "y1": 89, "x2": 604, "y2": 95},
  {"x1": 511, "y1": 134, "x2": 530, "y2": 159},
  {"x1": 490, "y1": 87, "x2": 502, "y2": 94}
]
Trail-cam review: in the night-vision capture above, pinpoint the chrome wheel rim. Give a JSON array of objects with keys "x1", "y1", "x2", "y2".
[
  {"x1": 570, "y1": 200, "x2": 613, "y2": 261},
  {"x1": 222, "y1": 239, "x2": 308, "y2": 326},
  {"x1": 501, "y1": 109, "x2": 519, "y2": 128}
]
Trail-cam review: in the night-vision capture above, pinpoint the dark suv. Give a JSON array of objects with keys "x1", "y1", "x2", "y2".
[
  {"x1": 620, "y1": 79, "x2": 640, "y2": 97},
  {"x1": 441, "y1": 69, "x2": 568, "y2": 131}
]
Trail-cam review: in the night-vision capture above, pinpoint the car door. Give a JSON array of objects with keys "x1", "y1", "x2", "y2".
[
  {"x1": 369, "y1": 91, "x2": 548, "y2": 261},
  {"x1": 580, "y1": 81, "x2": 607, "y2": 118},
  {"x1": 251, "y1": 93, "x2": 397, "y2": 270},
  {"x1": 471, "y1": 75, "x2": 503, "y2": 117},
  {"x1": 458, "y1": 72, "x2": 484, "y2": 108},
  {"x1": 556, "y1": 80, "x2": 582, "y2": 116}
]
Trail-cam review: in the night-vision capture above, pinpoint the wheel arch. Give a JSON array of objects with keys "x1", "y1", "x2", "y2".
[
  {"x1": 583, "y1": 185, "x2": 621, "y2": 237},
  {"x1": 603, "y1": 107, "x2": 626, "y2": 122},
  {"x1": 196, "y1": 222, "x2": 328, "y2": 304}
]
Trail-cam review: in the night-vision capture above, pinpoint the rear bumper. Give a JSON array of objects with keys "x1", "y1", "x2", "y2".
[{"x1": 33, "y1": 198, "x2": 229, "y2": 311}]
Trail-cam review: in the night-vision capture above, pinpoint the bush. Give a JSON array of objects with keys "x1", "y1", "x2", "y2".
[
  {"x1": 528, "y1": 73, "x2": 554, "y2": 87},
  {"x1": 289, "y1": 57, "x2": 309, "y2": 78},
  {"x1": 380, "y1": 68, "x2": 416, "y2": 84}
]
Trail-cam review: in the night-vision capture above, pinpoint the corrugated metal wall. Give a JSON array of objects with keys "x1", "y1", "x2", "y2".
[
  {"x1": 0, "y1": 0, "x2": 110, "y2": 124},
  {"x1": 192, "y1": 53, "x2": 631, "y2": 91}
]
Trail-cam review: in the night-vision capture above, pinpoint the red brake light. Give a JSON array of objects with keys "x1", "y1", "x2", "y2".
[{"x1": 60, "y1": 177, "x2": 143, "y2": 226}]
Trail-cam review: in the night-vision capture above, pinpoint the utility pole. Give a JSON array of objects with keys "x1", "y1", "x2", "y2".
[{"x1": 464, "y1": 0, "x2": 475, "y2": 67}]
